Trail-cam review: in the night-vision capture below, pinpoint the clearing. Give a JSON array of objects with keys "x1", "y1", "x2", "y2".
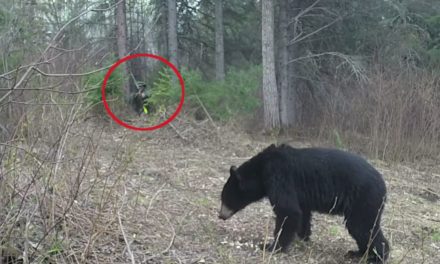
[{"x1": 3, "y1": 117, "x2": 439, "y2": 263}]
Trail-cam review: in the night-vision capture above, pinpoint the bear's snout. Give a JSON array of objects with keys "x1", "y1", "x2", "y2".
[{"x1": 218, "y1": 203, "x2": 234, "y2": 220}]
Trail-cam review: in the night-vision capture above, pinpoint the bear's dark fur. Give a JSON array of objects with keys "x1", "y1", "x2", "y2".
[{"x1": 219, "y1": 144, "x2": 389, "y2": 263}]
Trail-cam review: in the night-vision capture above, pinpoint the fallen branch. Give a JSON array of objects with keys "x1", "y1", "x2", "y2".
[
  {"x1": 168, "y1": 122, "x2": 189, "y2": 142},
  {"x1": 194, "y1": 95, "x2": 215, "y2": 128},
  {"x1": 159, "y1": 210, "x2": 176, "y2": 255}
]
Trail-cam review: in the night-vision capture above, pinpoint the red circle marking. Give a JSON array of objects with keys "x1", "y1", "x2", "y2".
[{"x1": 101, "y1": 53, "x2": 185, "y2": 131}]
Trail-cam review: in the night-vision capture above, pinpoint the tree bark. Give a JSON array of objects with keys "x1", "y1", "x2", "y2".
[
  {"x1": 215, "y1": 0, "x2": 225, "y2": 81},
  {"x1": 167, "y1": 0, "x2": 178, "y2": 68},
  {"x1": 279, "y1": 0, "x2": 295, "y2": 127},
  {"x1": 262, "y1": 0, "x2": 280, "y2": 130},
  {"x1": 159, "y1": 1, "x2": 168, "y2": 59},
  {"x1": 129, "y1": 4, "x2": 144, "y2": 88},
  {"x1": 115, "y1": 0, "x2": 130, "y2": 97}
]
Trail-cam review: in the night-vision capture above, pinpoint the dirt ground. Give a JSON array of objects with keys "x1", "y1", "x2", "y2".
[{"x1": 4, "y1": 116, "x2": 439, "y2": 263}]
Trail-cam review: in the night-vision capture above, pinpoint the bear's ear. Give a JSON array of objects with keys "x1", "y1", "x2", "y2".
[
  {"x1": 265, "y1": 144, "x2": 276, "y2": 151},
  {"x1": 230, "y1": 166, "x2": 242, "y2": 180}
]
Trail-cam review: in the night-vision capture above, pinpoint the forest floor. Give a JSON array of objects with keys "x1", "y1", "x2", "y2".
[{"x1": 4, "y1": 116, "x2": 440, "y2": 264}]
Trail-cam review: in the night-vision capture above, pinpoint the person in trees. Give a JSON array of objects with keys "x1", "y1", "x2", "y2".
[{"x1": 131, "y1": 82, "x2": 151, "y2": 115}]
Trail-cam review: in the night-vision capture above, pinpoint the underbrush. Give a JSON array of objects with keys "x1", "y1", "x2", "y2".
[
  {"x1": 83, "y1": 61, "x2": 126, "y2": 115},
  {"x1": 296, "y1": 66, "x2": 440, "y2": 162},
  {"x1": 148, "y1": 65, "x2": 261, "y2": 121}
]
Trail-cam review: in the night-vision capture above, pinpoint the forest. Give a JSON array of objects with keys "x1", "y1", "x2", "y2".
[{"x1": 1, "y1": 0, "x2": 439, "y2": 263}]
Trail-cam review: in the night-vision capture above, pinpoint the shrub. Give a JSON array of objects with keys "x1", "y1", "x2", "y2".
[
  {"x1": 148, "y1": 65, "x2": 261, "y2": 120},
  {"x1": 84, "y1": 64, "x2": 125, "y2": 107}
]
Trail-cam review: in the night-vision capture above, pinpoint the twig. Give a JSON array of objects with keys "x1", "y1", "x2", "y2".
[
  {"x1": 118, "y1": 186, "x2": 136, "y2": 264},
  {"x1": 328, "y1": 196, "x2": 338, "y2": 214},
  {"x1": 194, "y1": 95, "x2": 222, "y2": 142},
  {"x1": 194, "y1": 95, "x2": 215, "y2": 128},
  {"x1": 289, "y1": 0, "x2": 322, "y2": 25},
  {"x1": 0, "y1": 1, "x2": 115, "y2": 104},
  {"x1": 168, "y1": 122, "x2": 189, "y2": 142},
  {"x1": 6, "y1": 101, "x2": 85, "y2": 106},
  {"x1": 261, "y1": 208, "x2": 272, "y2": 262},
  {"x1": 0, "y1": 60, "x2": 52, "y2": 79},
  {"x1": 33, "y1": 64, "x2": 112, "y2": 78},
  {"x1": 23, "y1": 219, "x2": 30, "y2": 264},
  {"x1": 0, "y1": 66, "x2": 33, "y2": 104},
  {"x1": 144, "y1": 210, "x2": 177, "y2": 262},
  {"x1": 0, "y1": 143, "x2": 42, "y2": 166},
  {"x1": 287, "y1": 51, "x2": 368, "y2": 82},
  {"x1": 268, "y1": 217, "x2": 286, "y2": 263},
  {"x1": 146, "y1": 183, "x2": 167, "y2": 219},
  {"x1": 41, "y1": 1, "x2": 123, "y2": 57},
  {"x1": 159, "y1": 210, "x2": 176, "y2": 254},
  {"x1": 0, "y1": 86, "x2": 101, "y2": 95},
  {"x1": 288, "y1": 17, "x2": 341, "y2": 46}
]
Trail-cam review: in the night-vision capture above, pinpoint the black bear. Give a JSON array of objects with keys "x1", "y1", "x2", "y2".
[{"x1": 219, "y1": 144, "x2": 389, "y2": 263}]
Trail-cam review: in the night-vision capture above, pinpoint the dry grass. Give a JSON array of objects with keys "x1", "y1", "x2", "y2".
[
  {"x1": 1, "y1": 116, "x2": 439, "y2": 264},
  {"x1": 297, "y1": 66, "x2": 440, "y2": 163}
]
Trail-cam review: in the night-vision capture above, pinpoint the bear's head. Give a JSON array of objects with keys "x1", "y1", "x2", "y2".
[{"x1": 218, "y1": 165, "x2": 265, "y2": 220}]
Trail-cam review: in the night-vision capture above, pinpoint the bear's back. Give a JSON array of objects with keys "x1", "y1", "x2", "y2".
[{"x1": 257, "y1": 145, "x2": 386, "y2": 215}]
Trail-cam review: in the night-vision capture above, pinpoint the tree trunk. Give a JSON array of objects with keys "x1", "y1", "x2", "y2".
[
  {"x1": 262, "y1": 0, "x2": 280, "y2": 130},
  {"x1": 129, "y1": 4, "x2": 144, "y2": 88},
  {"x1": 279, "y1": 0, "x2": 295, "y2": 128},
  {"x1": 167, "y1": 0, "x2": 178, "y2": 68},
  {"x1": 215, "y1": 0, "x2": 225, "y2": 81},
  {"x1": 159, "y1": 1, "x2": 168, "y2": 59},
  {"x1": 115, "y1": 0, "x2": 130, "y2": 97}
]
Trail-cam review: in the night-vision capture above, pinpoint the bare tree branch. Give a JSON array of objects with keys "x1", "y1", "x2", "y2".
[
  {"x1": 288, "y1": 51, "x2": 368, "y2": 82},
  {"x1": 288, "y1": 17, "x2": 341, "y2": 46},
  {"x1": 289, "y1": 0, "x2": 322, "y2": 26},
  {"x1": 32, "y1": 64, "x2": 112, "y2": 77}
]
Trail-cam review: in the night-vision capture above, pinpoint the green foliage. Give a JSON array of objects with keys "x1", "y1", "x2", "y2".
[
  {"x1": 425, "y1": 15, "x2": 440, "y2": 44},
  {"x1": 333, "y1": 129, "x2": 345, "y2": 149},
  {"x1": 47, "y1": 240, "x2": 64, "y2": 256},
  {"x1": 378, "y1": 1, "x2": 440, "y2": 68},
  {"x1": 0, "y1": 7, "x2": 7, "y2": 31},
  {"x1": 425, "y1": 15, "x2": 440, "y2": 66},
  {"x1": 172, "y1": 0, "x2": 261, "y2": 73},
  {"x1": 426, "y1": 48, "x2": 440, "y2": 66},
  {"x1": 432, "y1": 230, "x2": 440, "y2": 242},
  {"x1": 148, "y1": 65, "x2": 261, "y2": 121},
  {"x1": 329, "y1": 226, "x2": 340, "y2": 236},
  {"x1": 4, "y1": 52, "x2": 25, "y2": 72},
  {"x1": 147, "y1": 68, "x2": 182, "y2": 107},
  {"x1": 222, "y1": 65, "x2": 262, "y2": 115},
  {"x1": 84, "y1": 65, "x2": 125, "y2": 107},
  {"x1": 223, "y1": 0, "x2": 262, "y2": 65}
]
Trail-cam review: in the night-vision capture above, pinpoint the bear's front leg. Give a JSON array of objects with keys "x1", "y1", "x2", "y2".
[
  {"x1": 261, "y1": 182, "x2": 303, "y2": 253},
  {"x1": 260, "y1": 216, "x2": 286, "y2": 253},
  {"x1": 261, "y1": 207, "x2": 302, "y2": 253},
  {"x1": 297, "y1": 210, "x2": 312, "y2": 241}
]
